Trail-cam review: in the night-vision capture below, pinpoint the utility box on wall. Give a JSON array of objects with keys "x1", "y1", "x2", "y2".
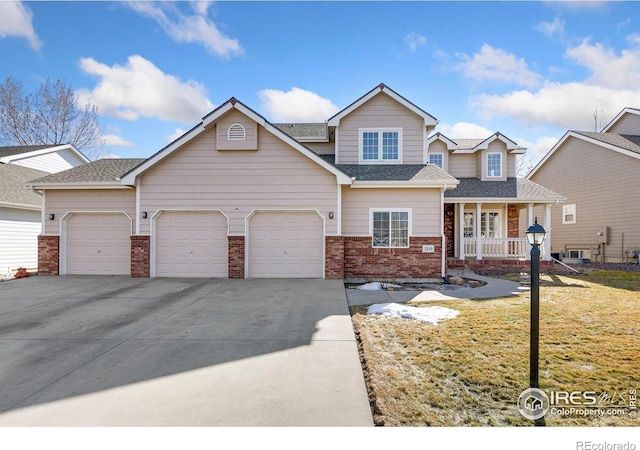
[{"x1": 596, "y1": 226, "x2": 609, "y2": 245}]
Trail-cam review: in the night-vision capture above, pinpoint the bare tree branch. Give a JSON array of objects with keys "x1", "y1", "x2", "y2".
[{"x1": 0, "y1": 76, "x2": 103, "y2": 159}]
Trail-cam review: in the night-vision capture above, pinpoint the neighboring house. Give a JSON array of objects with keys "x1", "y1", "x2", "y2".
[
  {"x1": 526, "y1": 107, "x2": 640, "y2": 264},
  {"x1": 0, "y1": 144, "x2": 89, "y2": 274},
  {"x1": 28, "y1": 84, "x2": 563, "y2": 280}
]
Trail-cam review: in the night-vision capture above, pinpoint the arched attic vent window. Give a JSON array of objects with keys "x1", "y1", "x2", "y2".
[{"x1": 228, "y1": 123, "x2": 246, "y2": 141}]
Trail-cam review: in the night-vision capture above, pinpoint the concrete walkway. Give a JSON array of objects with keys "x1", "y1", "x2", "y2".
[{"x1": 346, "y1": 270, "x2": 528, "y2": 306}]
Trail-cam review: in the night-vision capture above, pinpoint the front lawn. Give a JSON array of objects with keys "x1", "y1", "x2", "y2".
[{"x1": 350, "y1": 270, "x2": 640, "y2": 426}]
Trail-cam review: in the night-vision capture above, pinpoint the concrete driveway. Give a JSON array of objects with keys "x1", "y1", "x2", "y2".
[{"x1": 0, "y1": 276, "x2": 373, "y2": 426}]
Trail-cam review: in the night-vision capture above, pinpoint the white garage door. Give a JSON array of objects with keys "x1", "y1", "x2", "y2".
[
  {"x1": 248, "y1": 211, "x2": 324, "y2": 278},
  {"x1": 155, "y1": 211, "x2": 228, "y2": 277},
  {"x1": 66, "y1": 213, "x2": 131, "y2": 275}
]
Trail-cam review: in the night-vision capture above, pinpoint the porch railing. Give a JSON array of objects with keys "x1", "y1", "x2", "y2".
[{"x1": 462, "y1": 237, "x2": 529, "y2": 259}]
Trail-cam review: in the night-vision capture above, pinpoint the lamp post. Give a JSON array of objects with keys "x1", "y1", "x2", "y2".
[{"x1": 526, "y1": 217, "x2": 546, "y2": 426}]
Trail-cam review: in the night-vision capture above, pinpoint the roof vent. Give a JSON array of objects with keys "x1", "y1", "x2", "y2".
[{"x1": 228, "y1": 123, "x2": 246, "y2": 141}]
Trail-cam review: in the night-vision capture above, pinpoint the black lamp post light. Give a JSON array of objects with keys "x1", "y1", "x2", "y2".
[{"x1": 517, "y1": 218, "x2": 548, "y2": 425}]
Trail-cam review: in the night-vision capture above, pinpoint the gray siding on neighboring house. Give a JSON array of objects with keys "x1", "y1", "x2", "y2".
[
  {"x1": 0, "y1": 207, "x2": 40, "y2": 272},
  {"x1": 528, "y1": 136, "x2": 640, "y2": 262},
  {"x1": 139, "y1": 124, "x2": 339, "y2": 236},
  {"x1": 606, "y1": 113, "x2": 640, "y2": 135},
  {"x1": 336, "y1": 94, "x2": 425, "y2": 164},
  {"x1": 10, "y1": 148, "x2": 86, "y2": 174}
]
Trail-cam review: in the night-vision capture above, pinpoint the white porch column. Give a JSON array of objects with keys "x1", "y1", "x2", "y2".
[
  {"x1": 476, "y1": 203, "x2": 482, "y2": 260},
  {"x1": 526, "y1": 203, "x2": 534, "y2": 260},
  {"x1": 544, "y1": 204, "x2": 552, "y2": 261},
  {"x1": 459, "y1": 203, "x2": 465, "y2": 260}
]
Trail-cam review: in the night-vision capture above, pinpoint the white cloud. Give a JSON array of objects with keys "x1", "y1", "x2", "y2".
[
  {"x1": 77, "y1": 55, "x2": 214, "y2": 123},
  {"x1": 258, "y1": 87, "x2": 339, "y2": 122},
  {"x1": 404, "y1": 32, "x2": 426, "y2": 52},
  {"x1": 516, "y1": 136, "x2": 560, "y2": 163},
  {"x1": 457, "y1": 44, "x2": 541, "y2": 88},
  {"x1": 536, "y1": 17, "x2": 565, "y2": 38},
  {"x1": 438, "y1": 122, "x2": 493, "y2": 139},
  {"x1": 99, "y1": 153, "x2": 122, "y2": 160},
  {"x1": 471, "y1": 40, "x2": 640, "y2": 130},
  {"x1": 0, "y1": 1, "x2": 41, "y2": 50},
  {"x1": 102, "y1": 134, "x2": 134, "y2": 147},
  {"x1": 565, "y1": 39, "x2": 640, "y2": 89},
  {"x1": 124, "y1": 1, "x2": 242, "y2": 58},
  {"x1": 627, "y1": 33, "x2": 640, "y2": 47},
  {"x1": 167, "y1": 128, "x2": 187, "y2": 143}
]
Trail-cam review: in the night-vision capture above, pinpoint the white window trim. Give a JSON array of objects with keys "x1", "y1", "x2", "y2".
[
  {"x1": 359, "y1": 127, "x2": 403, "y2": 164},
  {"x1": 563, "y1": 204, "x2": 576, "y2": 224},
  {"x1": 429, "y1": 152, "x2": 444, "y2": 168},
  {"x1": 369, "y1": 208, "x2": 412, "y2": 248},
  {"x1": 486, "y1": 152, "x2": 503, "y2": 178},
  {"x1": 228, "y1": 123, "x2": 246, "y2": 141}
]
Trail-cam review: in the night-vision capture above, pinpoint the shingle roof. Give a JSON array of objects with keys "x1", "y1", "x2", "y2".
[
  {"x1": 337, "y1": 164, "x2": 458, "y2": 182},
  {"x1": 0, "y1": 145, "x2": 52, "y2": 159},
  {"x1": 0, "y1": 163, "x2": 49, "y2": 206},
  {"x1": 273, "y1": 123, "x2": 327, "y2": 140},
  {"x1": 572, "y1": 131, "x2": 640, "y2": 155},
  {"x1": 29, "y1": 158, "x2": 146, "y2": 185},
  {"x1": 444, "y1": 178, "x2": 565, "y2": 200},
  {"x1": 452, "y1": 139, "x2": 485, "y2": 150}
]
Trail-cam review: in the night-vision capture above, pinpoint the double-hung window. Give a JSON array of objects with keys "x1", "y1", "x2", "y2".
[
  {"x1": 563, "y1": 204, "x2": 576, "y2": 224},
  {"x1": 487, "y1": 153, "x2": 502, "y2": 177},
  {"x1": 371, "y1": 209, "x2": 410, "y2": 248},
  {"x1": 360, "y1": 128, "x2": 402, "y2": 163},
  {"x1": 429, "y1": 153, "x2": 444, "y2": 168}
]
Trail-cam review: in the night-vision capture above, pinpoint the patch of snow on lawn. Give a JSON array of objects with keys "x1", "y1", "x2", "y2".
[
  {"x1": 367, "y1": 303, "x2": 459, "y2": 325},
  {"x1": 356, "y1": 282, "x2": 403, "y2": 291}
]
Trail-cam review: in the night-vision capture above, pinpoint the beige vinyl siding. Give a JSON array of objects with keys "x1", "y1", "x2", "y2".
[
  {"x1": 448, "y1": 153, "x2": 476, "y2": 178},
  {"x1": 10, "y1": 149, "x2": 85, "y2": 174},
  {"x1": 44, "y1": 189, "x2": 136, "y2": 235},
  {"x1": 305, "y1": 142, "x2": 335, "y2": 155},
  {"x1": 139, "y1": 125, "x2": 338, "y2": 236},
  {"x1": 216, "y1": 110, "x2": 258, "y2": 150},
  {"x1": 336, "y1": 94, "x2": 425, "y2": 164},
  {"x1": 507, "y1": 153, "x2": 517, "y2": 178},
  {"x1": 606, "y1": 113, "x2": 640, "y2": 135},
  {"x1": 341, "y1": 187, "x2": 441, "y2": 236},
  {"x1": 427, "y1": 140, "x2": 449, "y2": 172},
  {"x1": 528, "y1": 136, "x2": 640, "y2": 262},
  {"x1": 0, "y1": 207, "x2": 40, "y2": 272}
]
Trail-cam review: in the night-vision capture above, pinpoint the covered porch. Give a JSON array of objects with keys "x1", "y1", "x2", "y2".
[{"x1": 444, "y1": 201, "x2": 556, "y2": 262}]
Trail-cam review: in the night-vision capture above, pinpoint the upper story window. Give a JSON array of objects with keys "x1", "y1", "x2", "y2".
[
  {"x1": 360, "y1": 128, "x2": 402, "y2": 163},
  {"x1": 429, "y1": 153, "x2": 444, "y2": 168},
  {"x1": 228, "y1": 123, "x2": 246, "y2": 141},
  {"x1": 487, "y1": 153, "x2": 502, "y2": 177},
  {"x1": 563, "y1": 204, "x2": 576, "y2": 224}
]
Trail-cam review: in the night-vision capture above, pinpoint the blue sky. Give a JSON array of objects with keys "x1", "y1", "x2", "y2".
[{"x1": 2, "y1": 1, "x2": 640, "y2": 165}]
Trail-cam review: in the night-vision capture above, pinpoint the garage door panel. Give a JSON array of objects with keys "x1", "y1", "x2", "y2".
[
  {"x1": 155, "y1": 211, "x2": 228, "y2": 278},
  {"x1": 249, "y1": 211, "x2": 323, "y2": 278},
  {"x1": 66, "y1": 213, "x2": 131, "y2": 275}
]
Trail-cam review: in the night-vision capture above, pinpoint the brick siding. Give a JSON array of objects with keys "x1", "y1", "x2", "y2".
[
  {"x1": 342, "y1": 236, "x2": 443, "y2": 280},
  {"x1": 325, "y1": 236, "x2": 345, "y2": 279},
  {"x1": 444, "y1": 204, "x2": 455, "y2": 257},
  {"x1": 228, "y1": 236, "x2": 245, "y2": 278},
  {"x1": 130, "y1": 235, "x2": 150, "y2": 278},
  {"x1": 37, "y1": 235, "x2": 59, "y2": 275},
  {"x1": 508, "y1": 205, "x2": 520, "y2": 238}
]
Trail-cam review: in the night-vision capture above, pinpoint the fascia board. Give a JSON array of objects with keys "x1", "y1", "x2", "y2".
[
  {"x1": 0, "y1": 143, "x2": 90, "y2": 164},
  {"x1": 0, "y1": 201, "x2": 40, "y2": 211},
  {"x1": 445, "y1": 196, "x2": 566, "y2": 203},
  {"x1": 30, "y1": 182, "x2": 134, "y2": 190},
  {"x1": 350, "y1": 180, "x2": 459, "y2": 189}
]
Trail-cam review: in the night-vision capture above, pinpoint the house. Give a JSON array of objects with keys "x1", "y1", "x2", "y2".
[
  {"x1": 28, "y1": 84, "x2": 564, "y2": 280},
  {"x1": 1, "y1": 144, "x2": 89, "y2": 275},
  {"x1": 527, "y1": 107, "x2": 640, "y2": 264}
]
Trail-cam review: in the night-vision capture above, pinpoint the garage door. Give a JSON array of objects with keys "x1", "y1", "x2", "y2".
[
  {"x1": 248, "y1": 211, "x2": 323, "y2": 278},
  {"x1": 66, "y1": 213, "x2": 131, "y2": 275},
  {"x1": 155, "y1": 211, "x2": 228, "y2": 277}
]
